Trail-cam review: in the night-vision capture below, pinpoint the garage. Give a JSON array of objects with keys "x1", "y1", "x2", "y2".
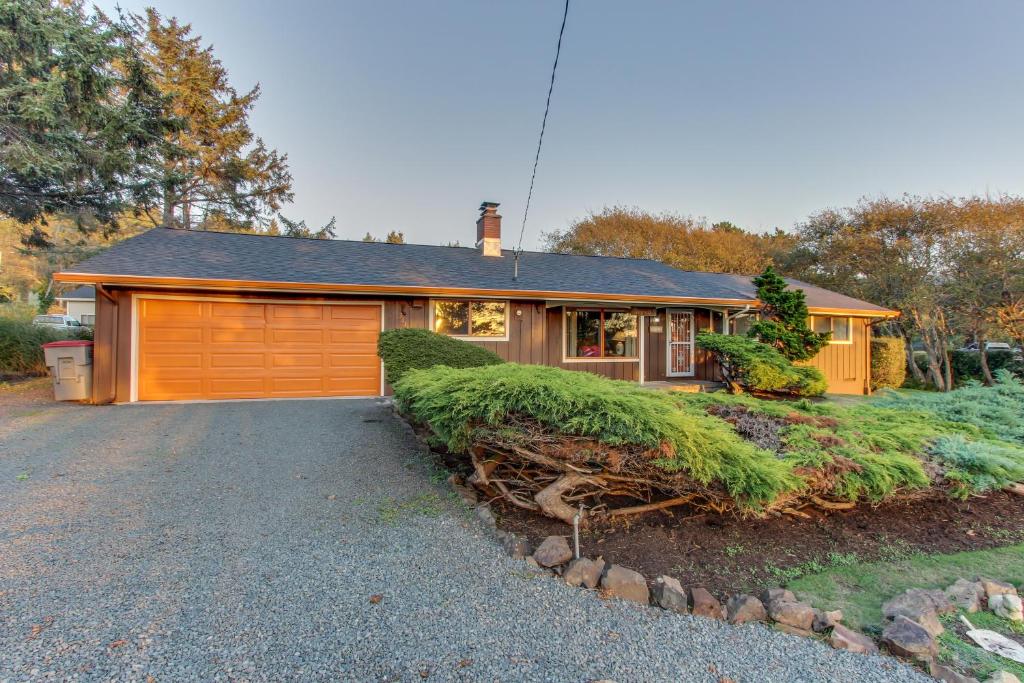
[{"x1": 135, "y1": 297, "x2": 382, "y2": 401}]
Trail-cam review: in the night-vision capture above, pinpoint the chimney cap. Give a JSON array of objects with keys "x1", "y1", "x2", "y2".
[{"x1": 479, "y1": 201, "x2": 500, "y2": 212}]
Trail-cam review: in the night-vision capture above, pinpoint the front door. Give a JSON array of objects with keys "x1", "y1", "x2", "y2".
[{"x1": 666, "y1": 310, "x2": 695, "y2": 377}]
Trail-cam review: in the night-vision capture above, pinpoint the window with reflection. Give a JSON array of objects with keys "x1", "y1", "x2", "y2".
[
  {"x1": 565, "y1": 309, "x2": 638, "y2": 359},
  {"x1": 433, "y1": 300, "x2": 507, "y2": 337},
  {"x1": 810, "y1": 315, "x2": 852, "y2": 343}
]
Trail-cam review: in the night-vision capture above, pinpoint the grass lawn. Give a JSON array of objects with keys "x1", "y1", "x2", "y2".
[{"x1": 789, "y1": 543, "x2": 1024, "y2": 630}]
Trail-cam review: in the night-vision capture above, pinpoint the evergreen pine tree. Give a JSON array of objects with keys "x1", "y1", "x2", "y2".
[{"x1": 748, "y1": 266, "x2": 830, "y2": 361}]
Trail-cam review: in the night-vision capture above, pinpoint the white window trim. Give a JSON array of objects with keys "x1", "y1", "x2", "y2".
[
  {"x1": 428, "y1": 298, "x2": 510, "y2": 342},
  {"x1": 810, "y1": 315, "x2": 853, "y2": 345},
  {"x1": 561, "y1": 307, "x2": 641, "y2": 363}
]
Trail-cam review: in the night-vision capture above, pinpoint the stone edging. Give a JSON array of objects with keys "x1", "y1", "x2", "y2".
[{"x1": 391, "y1": 404, "x2": 1022, "y2": 683}]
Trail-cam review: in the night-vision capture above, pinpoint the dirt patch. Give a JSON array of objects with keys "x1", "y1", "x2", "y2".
[{"x1": 494, "y1": 491, "x2": 1024, "y2": 597}]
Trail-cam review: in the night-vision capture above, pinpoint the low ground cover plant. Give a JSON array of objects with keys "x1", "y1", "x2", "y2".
[
  {"x1": 377, "y1": 328, "x2": 504, "y2": 384},
  {"x1": 696, "y1": 332, "x2": 827, "y2": 396},
  {"x1": 394, "y1": 355, "x2": 1024, "y2": 524}
]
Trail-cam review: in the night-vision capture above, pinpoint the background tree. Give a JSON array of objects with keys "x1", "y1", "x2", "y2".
[
  {"x1": 275, "y1": 214, "x2": 336, "y2": 240},
  {"x1": 361, "y1": 230, "x2": 405, "y2": 243},
  {"x1": 544, "y1": 206, "x2": 793, "y2": 274},
  {"x1": 0, "y1": 0, "x2": 170, "y2": 246},
  {"x1": 747, "y1": 267, "x2": 829, "y2": 361},
  {"x1": 130, "y1": 9, "x2": 292, "y2": 230}
]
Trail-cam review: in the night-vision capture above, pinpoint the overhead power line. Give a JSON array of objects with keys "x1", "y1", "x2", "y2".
[{"x1": 514, "y1": 0, "x2": 571, "y2": 265}]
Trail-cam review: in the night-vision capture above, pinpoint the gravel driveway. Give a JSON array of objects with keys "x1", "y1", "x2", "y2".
[{"x1": 0, "y1": 393, "x2": 931, "y2": 682}]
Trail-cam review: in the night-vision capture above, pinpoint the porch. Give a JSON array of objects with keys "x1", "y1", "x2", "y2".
[{"x1": 640, "y1": 379, "x2": 727, "y2": 393}]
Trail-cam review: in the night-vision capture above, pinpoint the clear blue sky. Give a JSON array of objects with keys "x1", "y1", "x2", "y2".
[{"x1": 99, "y1": 0, "x2": 1024, "y2": 248}]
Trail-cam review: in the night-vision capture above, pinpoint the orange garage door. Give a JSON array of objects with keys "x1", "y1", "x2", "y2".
[{"x1": 137, "y1": 298, "x2": 381, "y2": 400}]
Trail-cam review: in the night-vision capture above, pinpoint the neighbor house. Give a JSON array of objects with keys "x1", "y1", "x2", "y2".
[
  {"x1": 54, "y1": 202, "x2": 896, "y2": 403},
  {"x1": 55, "y1": 285, "x2": 96, "y2": 325}
]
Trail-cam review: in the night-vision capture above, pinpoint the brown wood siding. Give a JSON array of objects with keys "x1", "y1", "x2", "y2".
[
  {"x1": 90, "y1": 290, "x2": 117, "y2": 403},
  {"x1": 805, "y1": 317, "x2": 870, "y2": 394}
]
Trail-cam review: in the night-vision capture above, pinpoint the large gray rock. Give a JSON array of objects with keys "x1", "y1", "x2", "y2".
[
  {"x1": 563, "y1": 557, "x2": 605, "y2": 589},
  {"x1": 946, "y1": 578, "x2": 985, "y2": 613},
  {"x1": 829, "y1": 624, "x2": 878, "y2": 655},
  {"x1": 600, "y1": 565, "x2": 649, "y2": 604},
  {"x1": 767, "y1": 600, "x2": 815, "y2": 630},
  {"x1": 690, "y1": 587, "x2": 725, "y2": 620},
  {"x1": 726, "y1": 594, "x2": 767, "y2": 625},
  {"x1": 812, "y1": 608, "x2": 843, "y2": 633},
  {"x1": 989, "y1": 593, "x2": 1024, "y2": 622},
  {"x1": 881, "y1": 615, "x2": 937, "y2": 659},
  {"x1": 760, "y1": 587, "x2": 796, "y2": 605},
  {"x1": 532, "y1": 536, "x2": 572, "y2": 568},
  {"x1": 652, "y1": 576, "x2": 689, "y2": 613},
  {"x1": 979, "y1": 577, "x2": 1018, "y2": 599}
]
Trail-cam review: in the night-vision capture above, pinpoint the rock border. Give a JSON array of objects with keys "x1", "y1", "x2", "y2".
[{"x1": 394, "y1": 406, "x2": 1021, "y2": 683}]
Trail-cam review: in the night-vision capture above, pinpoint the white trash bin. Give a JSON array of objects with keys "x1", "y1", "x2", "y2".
[{"x1": 41, "y1": 340, "x2": 93, "y2": 401}]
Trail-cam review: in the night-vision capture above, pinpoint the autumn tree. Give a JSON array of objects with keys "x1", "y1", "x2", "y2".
[
  {"x1": 544, "y1": 206, "x2": 793, "y2": 274},
  {"x1": 0, "y1": 0, "x2": 171, "y2": 246},
  {"x1": 129, "y1": 9, "x2": 293, "y2": 230}
]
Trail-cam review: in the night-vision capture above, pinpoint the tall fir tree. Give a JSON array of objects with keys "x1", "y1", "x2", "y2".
[
  {"x1": 0, "y1": 0, "x2": 171, "y2": 247},
  {"x1": 747, "y1": 266, "x2": 830, "y2": 361},
  {"x1": 131, "y1": 9, "x2": 293, "y2": 230}
]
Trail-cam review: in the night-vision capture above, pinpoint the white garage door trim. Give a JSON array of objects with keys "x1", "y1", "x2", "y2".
[{"x1": 130, "y1": 293, "x2": 386, "y2": 403}]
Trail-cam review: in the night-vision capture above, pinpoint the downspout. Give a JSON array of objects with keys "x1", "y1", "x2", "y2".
[
  {"x1": 95, "y1": 283, "x2": 117, "y2": 304},
  {"x1": 724, "y1": 305, "x2": 753, "y2": 333}
]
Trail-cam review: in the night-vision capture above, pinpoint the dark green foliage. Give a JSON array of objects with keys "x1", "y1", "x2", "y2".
[
  {"x1": 951, "y1": 350, "x2": 1023, "y2": 382},
  {"x1": 393, "y1": 363, "x2": 799, "y2": 508},
  {"x1": 377, "y1": 328, "x2": 504, "y2": 384},
  {"x1": 871, "y1": 336, "x2": 907, "y2": 390},
  {"x1": 696, "y1": 332, "x2": 827, "y2": 396},
  {"x1": 0, "y1": 0, "x2": 171, "y2": 244},
  {"x1": 0, "y1": 317, "x2": 89, "y2": 375},
  {"x1": 748, "y1": 267, "x2": 830, "y2": 361}
]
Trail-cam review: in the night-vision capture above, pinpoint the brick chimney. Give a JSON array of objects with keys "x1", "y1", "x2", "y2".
[{"x1": 476, "y1": 201, "x2": 502, "y2": 257}]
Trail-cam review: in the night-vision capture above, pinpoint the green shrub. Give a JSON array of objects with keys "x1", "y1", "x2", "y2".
[
  {"x1": 377, "y1": 328, "x2": 504, "y2": 384},
  {"x1": 0, "y1": 318, "x2": 86, "y2": 376},
  {"x1": 951, "y1": 349, "x2": 1024, "y2": 382},
  {"x1": 932, "y1": 435, "x2": 1024, "y2": 497},
  {"x1": 697, "y1": 332, "x2": 827, "y2": 396},
  {"x1": 394, "y1": 363, "x2": 800, "y2": 509},
  {"x1": 871, "y1": 336, "x2": 907, "y2": 390}
]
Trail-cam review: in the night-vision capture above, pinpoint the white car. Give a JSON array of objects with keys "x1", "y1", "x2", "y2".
[{"x1": 32, "y1": 314, "x2": 85, "y2": 331}]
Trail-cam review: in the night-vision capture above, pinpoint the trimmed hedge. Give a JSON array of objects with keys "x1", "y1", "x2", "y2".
[
  {"x1": 696, "y1": 332, "x2": 827, "y2": 396},
  {"x1": 871, "y1": 336, "x2": 906, "y2": 390},
  {"x1": 951, "y1": 349, "x2": 1023, "y2": 382},
  {"x1": 0, "y1": 318, "x2": 90, "y2": 376},
  {"x1": 377, "y1": 328, "x2": 504, "y2": 384}
]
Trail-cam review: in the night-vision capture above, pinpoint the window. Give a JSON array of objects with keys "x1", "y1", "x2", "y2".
[
  {"x1": 565, "y1": 309, "x2": 638, "y2": 359},
  {"x1": 810, "y1": 316, "x2": 852, "y2": 343},
  {"x1": 729, "y1": 314, "x2": 754, "y2": 336},
  {"x1": 432, "y1": 300, "x2": 507, "y2": 338}
]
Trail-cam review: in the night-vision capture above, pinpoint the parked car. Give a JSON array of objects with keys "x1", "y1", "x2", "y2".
[
  {"x1": 32, "y1": 314, "x2": 85, "y2": 332},
  {"x1": 957, "y1": 341, "x2": 1022, "y2": 358}
]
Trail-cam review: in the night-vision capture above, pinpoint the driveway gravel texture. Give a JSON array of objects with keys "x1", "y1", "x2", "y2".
[{"x1": 0, "y1": 395, "x2": 932, "y2": 682}]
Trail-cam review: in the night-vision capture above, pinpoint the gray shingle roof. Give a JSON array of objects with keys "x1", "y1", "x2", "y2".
[
  {"x1": 56, "y1": 285, "x2": 95, "y2": 300},
  {"x1": 60, "y1": 228, "x2": 891, "y2": 313}
]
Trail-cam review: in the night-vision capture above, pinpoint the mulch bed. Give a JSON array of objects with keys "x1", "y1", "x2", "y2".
[{"x1": 493, "y1": 491, "x2": 1024, "y2": 597}]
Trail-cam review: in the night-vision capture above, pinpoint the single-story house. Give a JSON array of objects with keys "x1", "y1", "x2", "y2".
[
  {"x1": 55, "y1": 285, "x2": 96, "y2": 325},
  {"x1": 55, "y1": 202, "x2": 896, "y2": 403}
]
